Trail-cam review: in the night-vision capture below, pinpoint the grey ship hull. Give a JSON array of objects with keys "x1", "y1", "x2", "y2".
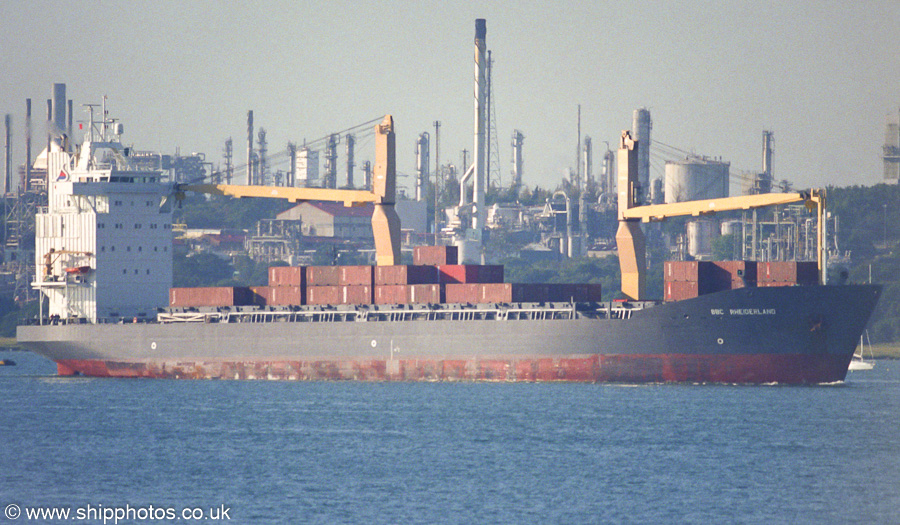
[{"x1": 17, "y1": 285, "x2": 882, "y2": 383}]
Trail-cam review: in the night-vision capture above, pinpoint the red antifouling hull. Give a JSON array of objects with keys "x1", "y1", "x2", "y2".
[{"x1": 52, "y1": 353, "x2": 851, "y2": 384}]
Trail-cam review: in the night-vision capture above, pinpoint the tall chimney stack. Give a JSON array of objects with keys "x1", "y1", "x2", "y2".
[
  {"x1": 472, "y1": 18, "x2": 487, "y2": 232},
  {"x1": 52, "y1": 83, "x2": 66, "y2": 135}
]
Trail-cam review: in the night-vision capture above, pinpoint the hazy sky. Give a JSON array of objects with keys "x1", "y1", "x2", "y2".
[{"x1": 2, "y1": 1, "x2": 898, "y2": 195}]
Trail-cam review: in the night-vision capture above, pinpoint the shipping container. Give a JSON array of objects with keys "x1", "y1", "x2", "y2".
[
  {"x1": 374, "y1": 284, "x2": 443, "y2": 304},
  {"x1": 374, "y1": 285, "x2": 409, "y2": 305},
  {"x1": 306, "y1": 285, "x2": 341, "y2": 305},
  {"x1": 758, "y1": 261, "x2": 818, "y2": 285},
  {"x1": 445, "y1": 283, "x2": 554, "y2": 304},
  {"x1": 374, "y1": 265, "x2": 439, "y2": 285},
  {"x1": 250, "y1": 286, "x2": 270, "y2": 306},
  {"x1": 438, "y1": 264, "x2": 504, "y2": 284},
  {"x1": 710, "y1": 261, "x2": 757, "y2": 287},
  {"x1": 445, "y1": 283, "x2": 480, "y2": 303},
  {"x1": 413, "y1": 245, "x2": 458, "y2": 266},
  {"x1": 409, "y1": 284, "x2": 443, "y2": 303},
  {"x1": 342, "y1": 285, "x2": 373, "y2": 305},
  {"x1": 268, "y1": 286, "x2": 306, "y2": 306},
  {"x1": 664, "y1": 281, "x2": 700, "y2": 302},
  {"x1": 547, "y1": 283, "x2": 604, "y2": 302},
  {"x1": 169, "y1": 287, "x2": 254, "y2": 308},
  {"x1": 306, "y1": 266, "x2": 342, "y2": 287},
  {"x1": 339, "y1": 265, "x2": 374, "y2": 286},
  {"x1": 268, "y1": 266, "x2": 306, "y2": 287}
]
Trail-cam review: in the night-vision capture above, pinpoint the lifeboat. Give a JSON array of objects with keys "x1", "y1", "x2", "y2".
[{"x1": 64, "y1": 266, "x2": 93, "y2": 275}]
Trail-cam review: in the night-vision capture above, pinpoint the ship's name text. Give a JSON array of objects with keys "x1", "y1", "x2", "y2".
[{"x1": 710, "y1": 308, "x2": 776, "y2": 316}]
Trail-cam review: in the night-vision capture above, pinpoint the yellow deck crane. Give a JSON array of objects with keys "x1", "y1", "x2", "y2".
[
  {"x1": 175, "y1": 115, "x2": 402, "y2": 266},
  {"x1": 616, "y1": 130, "x2": 827, "y2": 300}
]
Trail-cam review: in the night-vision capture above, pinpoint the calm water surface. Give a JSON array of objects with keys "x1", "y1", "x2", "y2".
[{"x1": 0, "y1": 350, "x2": 897, "y2": 524}]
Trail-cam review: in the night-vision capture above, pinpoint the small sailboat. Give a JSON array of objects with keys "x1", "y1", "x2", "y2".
[{"x1": 849, "y1": 330, "x2": 875, "y2": 371}]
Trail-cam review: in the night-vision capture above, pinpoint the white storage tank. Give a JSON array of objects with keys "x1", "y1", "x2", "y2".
[
  {"x1": 664, "y1": 157, "x2": 730, "y2": 203},
  {"x1": 721, "y1": 220, "x2": 742, "y2": 237},
  {"x1": 687, "y1": 219, "x2": 718, "y2": 259}
]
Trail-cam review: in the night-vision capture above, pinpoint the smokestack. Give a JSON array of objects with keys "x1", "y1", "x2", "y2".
[
  {"x1": 25, "y1": 99, "x2": 31, "y2": 192},
  {"x1": 345, "y1": 134, "x2": 355, "y2": 189},
  {"x1": 247, "y1": 110, "x2": 254, "y2": 185},
  {"x1": 287, "y1": 142, "x2": 296, "y2": 187},
  {"x1": 67, "y1": 99, "x2": 73, "y2": 148},
  {"x1": 52, "y1": 83, "x2": 66, "y2": 135},
  {"x1": 473, "y1": 18, "x2": 487, "y2": 232},
  {"x1": 4, "y1": 114, "x2": 11, "y2": 195},
  {"x1": 632, "y1": 108, "x2": 651, "y2": 205},
  {"x1": 415, "y1": 132, "x2": 429, "y2": 201},
  {"x1": 511, "y1": 130, "x2": 524, "y2": 189},
  {"x1": 46, "y1": 99, "x2": 52, "y2": 161}
]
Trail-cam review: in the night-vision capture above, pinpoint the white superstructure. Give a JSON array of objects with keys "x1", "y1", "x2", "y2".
[{"x1": 35, "y1": 102, "x2": 174, "y2": 322}]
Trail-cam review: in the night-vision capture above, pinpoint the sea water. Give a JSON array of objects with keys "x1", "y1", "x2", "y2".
[{"x1": 0, "y1": 350, "x2": 897, "y2": 524}]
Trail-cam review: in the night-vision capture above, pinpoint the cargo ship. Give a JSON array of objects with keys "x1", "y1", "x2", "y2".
[{"x1": 14, "y1": 104, "x2": 882, "y2": 384}]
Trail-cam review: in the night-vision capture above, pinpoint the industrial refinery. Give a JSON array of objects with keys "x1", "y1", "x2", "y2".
[{"x1": 0, "y1": 19, "x2": 888, "y2": 306}]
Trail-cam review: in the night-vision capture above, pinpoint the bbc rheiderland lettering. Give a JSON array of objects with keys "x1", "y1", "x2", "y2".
[{"x1": 12, "y1": 502, "x2": 232, "y2": 523}]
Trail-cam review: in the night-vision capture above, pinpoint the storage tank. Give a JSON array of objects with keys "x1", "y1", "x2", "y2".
[
  {"x1": 664, "y1": 157, "x2": 730, "y2": 203},
  {"x1": 687, "y1": 219, "x2": 718, "y2": 259},
  {"x1": 721, "y1": 220, "x2": 742, "y2": 237}
]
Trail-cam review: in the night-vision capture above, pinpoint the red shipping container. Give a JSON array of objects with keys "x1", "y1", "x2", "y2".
[
  {"x1": 445, "y1": 283, "x2": 480, "y2": 303},
  {"x1": 169, "y1": 287, "x2": 254, "y2": 307},
  {"x1": 664, "y1": 281, "x2": 699, "y2": 302},
  {"x1": 374, "y1": 265, "x2": 439, "y2": 285},
  {"x1": 414, "y1": 245, "x2": 458, "y2": 266},
  {"x1": 664, "y1": 260, "x2": 723, "y2": 283},
  {"x1": 438, "y1": 264, "x2": 505, "y2": 284},
  {"x1": 339, "y1": 265, "x2": 374, "y2": 286},
  {"x1": 758, "y1": 262, "x2": 818, "y2": 285},
  {"x1": 409, "y1": 284, "x2": 443, "y2": 303},
  {"x1": 306, "y1": 285, "x2": 341, "y2": 305},
  {"x1": 268, "y1": 286, "x2": 306, "y2": 306},
  {"x1": 341, "y1": 285, "x2": 373, "y2": 304},
  {"x1": 306, "y1": 266, "x2": 342, "y2": 286},
  {"x1": 250, "y1": 286, "x2": 271, "y2": 306},
  {"x1": 443, "y1": 283, "x2": 547, "y2": 303},
  {"x1": 713, "y1": 261, "x2": 757, "y2": 284},
  {"x1": 374, "y1": 285, "x2": 409, "y2": 304},
  {"x1": 268, "y1": 266, "x2": 306, "y2": 287},
  {"x1": 478, "y1": 283, "x2": 513, "y2": 303}
]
